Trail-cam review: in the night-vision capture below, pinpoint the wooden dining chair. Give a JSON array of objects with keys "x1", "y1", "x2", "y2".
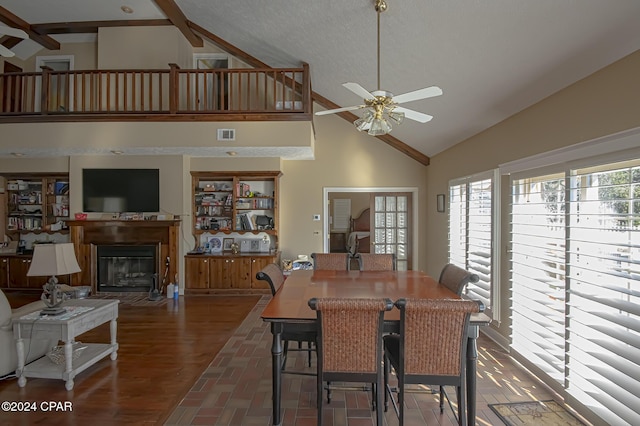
[
  {"x1": 310, "y1": 253, "x2": 350, "y2": 270},
  {"x1": 357, "y1": 253, "x2": 396, "y2": 271},
  {"x1": 438, "y1": 263, "x2": 479, "y2": 296},
  {"x1": 256, "y1": 263, "x2": 316, "y2": 375},
  {"x1": 383, "y1": 298, "x2": 482, "y2": 426},
  {"x1": 308, "y1": 297, "x2": 393, "y2": 426}
]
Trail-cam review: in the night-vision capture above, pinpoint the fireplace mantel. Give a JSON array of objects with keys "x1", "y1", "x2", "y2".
[{"x1": 68, "y1": 220, "x2": 180, "y2": 292}]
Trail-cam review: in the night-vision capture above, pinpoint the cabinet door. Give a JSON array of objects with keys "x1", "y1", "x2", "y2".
[
  {"x1": 209, "y1": 258, "x2": 229, "y2": 289},
  {"x1": 251, "y1": 256, "x2": 274, "y2": 289},
  {"x1": 0, "y1": 257, "x2": 8, "y2": 288},
  {"x1": 9, "y1": 257, "x2": 44, "y2": 289},
  {"x1": 185, "y1": 257, "x2": 209, "y2": 289},
  {"x1": 228, "y1": 257, "x2": 251, "y2": 289}
]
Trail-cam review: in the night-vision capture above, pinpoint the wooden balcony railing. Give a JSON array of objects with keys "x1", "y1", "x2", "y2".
[{"x1": 0, "y1": 63, "x2": 311, "y2": 122}]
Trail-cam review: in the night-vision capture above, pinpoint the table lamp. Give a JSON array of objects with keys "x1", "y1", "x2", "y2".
[{"x1": 27, "y1": 243, "x2": 81, "y2": 316}]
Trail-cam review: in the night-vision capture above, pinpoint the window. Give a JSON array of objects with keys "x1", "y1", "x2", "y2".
[
  {"x1": 449, "y1": 170, "x2": 498, "y2": 320},
  {"x1": 510, "y1": 158, "x2": 640, "y2": 425}
]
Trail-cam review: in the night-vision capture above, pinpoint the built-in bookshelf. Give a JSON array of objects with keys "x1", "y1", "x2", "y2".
[
  {"x1": 191, "y1": 171, "x2": 280, "y2": 238},
  {"x1": 3, "y1": 174, "x2": 70, "y2": 238}
]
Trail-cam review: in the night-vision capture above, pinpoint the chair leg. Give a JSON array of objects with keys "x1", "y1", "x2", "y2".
[
  {"x1": 383, "y1": 357, "x2": 389, "y2": 412},
  {"x1": 439, "y1": 385, "x2": 445, "y2": 413},
  {"x1": 282, "y1": 340, "x2": 290, "y2": 371},
  {"x1": 307, "y1": 341, "x2": 312, "y2": 367},
  {"x1": 375, "y1": 378, "x2": 383, "y2": 425},
  {"x1": 399, "y1": 376, "x2": 405, "y2": 426},
  {"x1": 317, "y1": 375, "x2": 323, "y2": 426}
]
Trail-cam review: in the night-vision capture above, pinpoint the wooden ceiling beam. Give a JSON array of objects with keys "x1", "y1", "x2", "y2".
[
  {"x1": 0, "y1": 5, "x2": 60, "y2": 50},
  {"x1": 0, "y1": 35, "x2": 21, "y2": 49},
  {"x1": 32, "y1": 19, "x2": 173, "y2": 35},
  {"x1": 153, "y1": 0, "x2": 203, "y2": 47}
]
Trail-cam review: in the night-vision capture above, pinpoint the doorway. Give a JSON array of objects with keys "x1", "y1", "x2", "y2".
[
  {"x1": 193, "y1": 53, "x2": 229, "y2": 111},
  {"x1": 35, "y1": 55, "x2": 74, "y2": 112},
  {"x1": 324, "y1": 187, "x2": 417, "y2": 270}
]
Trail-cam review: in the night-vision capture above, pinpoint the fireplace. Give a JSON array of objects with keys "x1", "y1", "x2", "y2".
[
  {"x1": 97, "y1": 245, "x2": 158, "y2": 292},
  {"x1": 67, "y1": 219, "x2": 180, "y2": 294}
]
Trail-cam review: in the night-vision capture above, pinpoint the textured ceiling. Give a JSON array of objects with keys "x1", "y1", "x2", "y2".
[{"x1": 2, "y1": 0, "x2": 640, "y2": 158}]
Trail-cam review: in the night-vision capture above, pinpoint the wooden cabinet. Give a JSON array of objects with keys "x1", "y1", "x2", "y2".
[
  {"x1": 3, "y1": 174, "x2": 70, "y2": 239},
  {"x1": 0, "y1": 255, "x2": 73, "y2": 290},
  {"x1": 185, "y1": 253, "x2": 279, "y2": 294},
  {"x1": 191, "y1": 171, "x2": 280, "y2": 239},
  {"x1": 250, "y1": 256, "x2": 275, "y2": 289}
]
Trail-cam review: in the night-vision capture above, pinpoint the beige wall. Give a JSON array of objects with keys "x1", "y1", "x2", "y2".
[{"x1": 426, "y1": 49, "x2": 640, "y2": 339}]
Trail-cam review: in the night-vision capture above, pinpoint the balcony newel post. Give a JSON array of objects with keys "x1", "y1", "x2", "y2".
[
  {"x1": 301, "y1": 62, "x2": 311, "y2": 114},
  {"x1": 40, "y1": 66, "x2": 52, "y2": 114},
  {"x1": 168, "y1": 63, "x2": 180, "y2": 114}
]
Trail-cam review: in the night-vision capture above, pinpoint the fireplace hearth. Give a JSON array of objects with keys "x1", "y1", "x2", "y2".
[{"x1": 97, "y1": 245, "x2": 157, "y2": 292}]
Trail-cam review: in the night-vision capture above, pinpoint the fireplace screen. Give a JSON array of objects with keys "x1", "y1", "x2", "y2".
[{"x1": 97, "y1": 245, "x2": 157, "y2": 292}]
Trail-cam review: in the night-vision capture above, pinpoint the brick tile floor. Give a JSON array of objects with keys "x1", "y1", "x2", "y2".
[{"x1": 165, "y1": 297, "x2": 566, "y2": 425}]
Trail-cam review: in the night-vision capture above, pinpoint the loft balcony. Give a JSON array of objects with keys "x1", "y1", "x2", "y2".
[{"x1": 0, "y1": 63, "x2": 312, "y2": 123}]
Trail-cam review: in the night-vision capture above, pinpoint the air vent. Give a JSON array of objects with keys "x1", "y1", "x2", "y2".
[{"x1": 217, "y1": 129, "x2": 236, "y2": 141}]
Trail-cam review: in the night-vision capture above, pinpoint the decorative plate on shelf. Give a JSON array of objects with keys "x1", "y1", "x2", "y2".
[{"x1": 209, "y1": 236, "x2": 223, "y2": 252}]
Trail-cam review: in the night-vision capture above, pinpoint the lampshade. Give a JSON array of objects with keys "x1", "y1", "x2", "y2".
[{"x1": 27, "y1": 243, "x2": 81, "y2": 277}]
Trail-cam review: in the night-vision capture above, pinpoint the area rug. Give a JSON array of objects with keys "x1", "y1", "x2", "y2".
[
  {"x1": 90, "y1": 292, "x2": 169, "y2": 307},
  {"x1": 489, "y1": 400, "x2": 585, "y2": 426}
]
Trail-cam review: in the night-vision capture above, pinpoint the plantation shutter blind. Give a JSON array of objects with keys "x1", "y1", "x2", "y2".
[
  {"x1": 510, "y1": 172, "x2": 567, "y2": 384},
  {"x1": 510, "y1": 158, "x2": 640, "y2": 426},
  {"x1": 565, "y1": 160, "x2": 640, "y2": 425},
  {"x1": 449, "y1": 173, "x2": 494, "y2": 318}
]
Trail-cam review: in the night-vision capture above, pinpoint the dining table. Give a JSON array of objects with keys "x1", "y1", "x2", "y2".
[{"x1": 261, "y1": 269, "x2": 491, "y2": 426}]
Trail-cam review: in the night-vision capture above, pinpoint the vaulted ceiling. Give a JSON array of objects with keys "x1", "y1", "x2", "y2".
[{"x1": 2, "y1": 0, "x2": 640, "y2": 163}]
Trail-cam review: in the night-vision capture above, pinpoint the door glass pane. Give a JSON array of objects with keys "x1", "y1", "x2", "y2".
[
  {"x1": 397, "y1": 212, "x2": 407, "y2": 228},
  {"x1": 397, "y1": 228, "x2": 406, "y2": 244},
  {"x1": 385, "y1": 213, "x2": 396, "y2": 228},
  {"x1": 386, "y1": 196, "x2": 396, "y2": 211},
  {"x1": 397, "y1": 196, "x2": 407, "y2": 211},
  {"x1": 385, "y1": 229, "x2": 396, "y2": 244},
  {"x1": 375, "y1": 213, "x2": 385, "y2": 227},
  {"x1": 375, "y1": 196, "x2": 385, "y2": 211}
]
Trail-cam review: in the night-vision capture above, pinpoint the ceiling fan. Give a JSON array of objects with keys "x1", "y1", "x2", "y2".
[
  {"x1": 0, "y1": 26, "x2": 29, "y2": 58},
  {"x1": 315, "y1": 0, "x2": 442, "y2": 136}
]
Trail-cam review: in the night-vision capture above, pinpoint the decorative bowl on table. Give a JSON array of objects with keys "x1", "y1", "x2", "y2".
[{"x1": 47, "y1": 343, "x2": 88, "y2": 365}]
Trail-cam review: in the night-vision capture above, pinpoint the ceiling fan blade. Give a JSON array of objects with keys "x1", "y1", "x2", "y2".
[
  {"x1": 395, "y1": 106, "x2": 433, "y2": 123},
  {"x1": 315, "y1": 105, "x2": 365, "y2": 116},
  {"x1": 342, "y1": 82, "x2": 375, "y2": 101},
  {"x1": 392, "y1": 86, "x2": 443, "y2": 104},
  {"x1": 0, "y1": 45, "x2": 16, "y2": 58},
  {"x1": 0, "y1": 27, "x2": 28, "y2": 39}
]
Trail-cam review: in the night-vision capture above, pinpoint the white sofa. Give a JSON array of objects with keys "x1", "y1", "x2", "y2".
[{"x1": 0, "y1": 289, "x2": 56, "y2": 377}]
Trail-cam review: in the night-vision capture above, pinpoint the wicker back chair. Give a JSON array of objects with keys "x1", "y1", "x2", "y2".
[
  {"x1": 383, "y1": 298, "x2": 482, "y2": 426},
  {"x1": 256, "y1": 264, "x2": 316, "y2": 375},
  {"x1": 309, "y1": 297, "x2": 393, "y2": 426},
  {"x1": 255, "y1": 263, "x2": 285, "y2": 296},
  {"x1": 438, "y1": 263, "x2": 479, "y2": 296},
  {"x1": 311, "y1": 253, "x2": 350, "y2": 270},
  {"x1": 357, "y1": 253, "x2": 396, "y2": 271}
]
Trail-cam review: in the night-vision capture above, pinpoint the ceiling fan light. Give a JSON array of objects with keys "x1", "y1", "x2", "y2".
[
  {"x1": 354, "y1": 118, "x2": 371, "y2": 131},
  {"x1": 368, "y1": 118, "x2": 390, "y2": 136},
  {"x1": 388, "y1": 110, "x2": 405, "y2": 125}
]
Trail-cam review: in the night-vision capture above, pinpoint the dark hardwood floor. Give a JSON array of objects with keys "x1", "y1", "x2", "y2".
[{"x1": 0, "y1": 292, "x2": 260, "y2": 426}]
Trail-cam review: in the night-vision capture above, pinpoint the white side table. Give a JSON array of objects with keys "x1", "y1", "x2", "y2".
[{"x1": 13, "y1": 299, "x2": 119, "y2": 390}]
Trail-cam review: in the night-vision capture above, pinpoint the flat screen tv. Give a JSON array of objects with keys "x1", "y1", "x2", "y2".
[{"x1": 82, "y1": 168, "x2": 160, "y2": 212}]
